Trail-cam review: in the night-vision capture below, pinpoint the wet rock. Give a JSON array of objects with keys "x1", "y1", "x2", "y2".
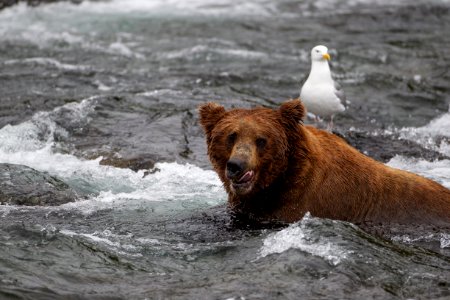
[
  {"x1": 336, "y1": 130, "x2": 449, "y2": 163},
  {"x1": 0, "y1": 163, "x2": 78, "y2": 206},
  {"x1": 87, "y1": 152, "x2": 157, "y2": 172},
  {"x1": 96, "y1": 153, "x2": 156, "y2": 172}
]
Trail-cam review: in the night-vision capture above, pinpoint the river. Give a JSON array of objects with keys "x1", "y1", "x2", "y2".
[{"x1": 0, "y1": 0, "x2": 449, "y2": 299}]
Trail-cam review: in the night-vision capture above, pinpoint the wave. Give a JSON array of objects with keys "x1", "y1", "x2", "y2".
[
  {"x1": 259, "y1": 213, "x2": 352, "y2": 265},
  {"x1": 398, "y1": 109, "x2": 450, "y2": 157},
  {"x1": 381, "y1": 108, "x2": 450, "y2": 188},
  {"x1": 3, "y1": 57, "x2": 90, "y2": 71},
  {"x1": 0, "y1": 0, "x2": 274, "y2": 21},
  {"x1": 387, "y1": 156, "x2": 450, "y2": 188},
  {"x1": 0, "y1": 98, "x2": 225, "y2": 215}
]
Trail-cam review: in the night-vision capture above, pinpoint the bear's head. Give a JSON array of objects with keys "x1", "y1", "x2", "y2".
[{"x1": 199, "y1": 100, "x2": 305, "y2": 196}]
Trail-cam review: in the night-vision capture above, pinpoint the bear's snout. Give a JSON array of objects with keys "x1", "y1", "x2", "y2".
[
  {"x1": 226, "y1": 157, "x2": 255, "y2": 195},
  {"x1": 226, "y1": 158, "x2": 247, "y2": 179}
]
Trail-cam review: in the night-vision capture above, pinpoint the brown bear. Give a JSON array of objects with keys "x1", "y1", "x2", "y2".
[{"x1": 198, "y1": 100, "x2": 450, "y2": 226}]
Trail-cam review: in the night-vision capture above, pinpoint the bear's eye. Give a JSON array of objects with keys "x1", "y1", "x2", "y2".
[
  {"x1": 256, "y1": 137, "x2": 267, "y2": 149},
  {"x1": 227, "y1": 132, "x2": 237, "y2": 146}
]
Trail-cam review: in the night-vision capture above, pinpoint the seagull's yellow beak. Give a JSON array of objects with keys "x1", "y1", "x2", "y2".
[{"x1": 323, "y1": 53, "x2": 331, "y2": 61}]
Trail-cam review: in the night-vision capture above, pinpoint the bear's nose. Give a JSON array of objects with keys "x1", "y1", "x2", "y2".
[{"x1": 226, "y1": 158, "x2": 246, "y2": 179}]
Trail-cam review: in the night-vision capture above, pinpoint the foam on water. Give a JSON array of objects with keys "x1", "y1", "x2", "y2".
[
  {"x1": 2, "y1": 0, "x2": 444, "y2": 43},
  {"x1": 0, "y1": 0, "x2": 274, "y2": 33},
  {"x1": 162, "y1": 45, "x2": 269, "y2": 61},
  {"x1": 59, "y1": 162, "x2": 225, "y2": 215},
  {"x1": 74, "y1": 0, "x2": 275, "y2": 17},
  {"x1": 259, "y1": 214, "x2": 350, "y2": 265},
  {"x1": 3, "y1": 0, "x2": 442, "y2": 61},
  {"x1": 3, "y1": 57, "x2": 90, "y2": 72},
  {"x1": 0, "y1": 97, "x2": 95, "y2": 153},
  {"x1": 0, "y1": 98, "x2": 225, "y2": 215},
  {"x1": 387, "y1": 156, "x2": 450, "y2": 188},
  {"x1": 382, "y1": 108, "x2": 450, "y2": 188},
  {"x1": 0, "y1": 3, "x2": 146, "y2": 56},
  {"x1": 399, "y1": 109, "x2": 450, "y2": 157},
  {"x1": 392, "y1": 233, "x2": 450, "y2": 249},
  {"x1": 60, "y1": 229, "x2": 143, "y2": 257}
]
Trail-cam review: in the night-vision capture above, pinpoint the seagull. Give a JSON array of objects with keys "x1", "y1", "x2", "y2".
[{"x1": 300, "y1": 45, "x2": 346, "y2": 130}]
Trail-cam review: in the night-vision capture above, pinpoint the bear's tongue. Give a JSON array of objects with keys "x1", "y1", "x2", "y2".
[{"x1": 237, "y1": 170, "x2": 254, "y2": 183}]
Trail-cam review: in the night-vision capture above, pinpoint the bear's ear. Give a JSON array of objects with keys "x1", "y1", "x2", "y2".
[
  {"x1": 279, "y1": 99, "x2": 305, "y2": 126},
  {"x1": 198, "y1": 102, "x2": 226, "y2": 136}
]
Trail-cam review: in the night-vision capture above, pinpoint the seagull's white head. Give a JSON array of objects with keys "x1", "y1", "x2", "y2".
[{"x1": 311, "y1": 45, "x2": 330, "y2": 62}]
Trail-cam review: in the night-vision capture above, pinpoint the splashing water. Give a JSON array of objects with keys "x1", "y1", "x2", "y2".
[
  {"x1": 387, "y1": 156, "x2": 450, "y2": 188},
  {"x1": 383, "y1": 109, "x2": 450, "y2": 188},
  {"x1": 0, "y1": 97, "x2": 225, "y2": 216},
  {"x1": 259, "y1": 214, "x2": 351, "y2": 265},
  {"x1": 399, "y1": 109, "x2": 450, "y2": 157}
]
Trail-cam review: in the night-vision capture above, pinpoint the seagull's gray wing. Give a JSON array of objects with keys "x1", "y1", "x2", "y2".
[{"x1": 333, "y1": 80, "x2": 346, "y2": 104}]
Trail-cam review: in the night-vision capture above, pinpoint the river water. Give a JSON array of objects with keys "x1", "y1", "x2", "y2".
[{"x1": 0, "y1": 0, "x2": 450, "y2": 299}]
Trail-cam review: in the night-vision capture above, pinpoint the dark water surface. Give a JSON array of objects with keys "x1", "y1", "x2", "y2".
[{"x1": 0, "y1": 0, "x2": 450, "y2": 299}]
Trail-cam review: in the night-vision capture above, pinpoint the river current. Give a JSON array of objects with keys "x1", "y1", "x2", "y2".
[{"x1": 0, "y1": 0, "x2": 450, "y2": 299}]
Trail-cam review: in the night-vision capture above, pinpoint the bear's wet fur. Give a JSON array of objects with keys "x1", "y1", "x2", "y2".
[{"x1": 199, "y1": 100, "x2": 450, "y2": 226}]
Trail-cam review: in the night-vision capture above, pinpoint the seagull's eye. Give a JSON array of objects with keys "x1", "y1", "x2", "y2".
[{"x1": 316, "y1": 50, "x2": 320, "y2": 53}]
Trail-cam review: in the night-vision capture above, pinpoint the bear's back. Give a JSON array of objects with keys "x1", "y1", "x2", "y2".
[{"x1": 296, "y1": 126, "x2": 450, "y2": 226}]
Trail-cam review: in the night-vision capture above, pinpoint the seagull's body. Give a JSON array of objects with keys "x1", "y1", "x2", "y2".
[{"x1": 300, "y1": 45, "x2": 345, "y2": 129}]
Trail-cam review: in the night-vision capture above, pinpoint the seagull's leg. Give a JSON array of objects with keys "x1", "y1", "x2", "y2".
[{"x1": 327, "y1": 115, "x2": 334, "y2": 132}]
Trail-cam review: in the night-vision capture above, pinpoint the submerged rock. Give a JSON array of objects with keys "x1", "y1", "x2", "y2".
[
  {"x1": 98, "y1": 154, "x2": 156, "y2": 172},
  {"x1": 0, "y1": 163, "x2": 78, "y2": 206}
]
